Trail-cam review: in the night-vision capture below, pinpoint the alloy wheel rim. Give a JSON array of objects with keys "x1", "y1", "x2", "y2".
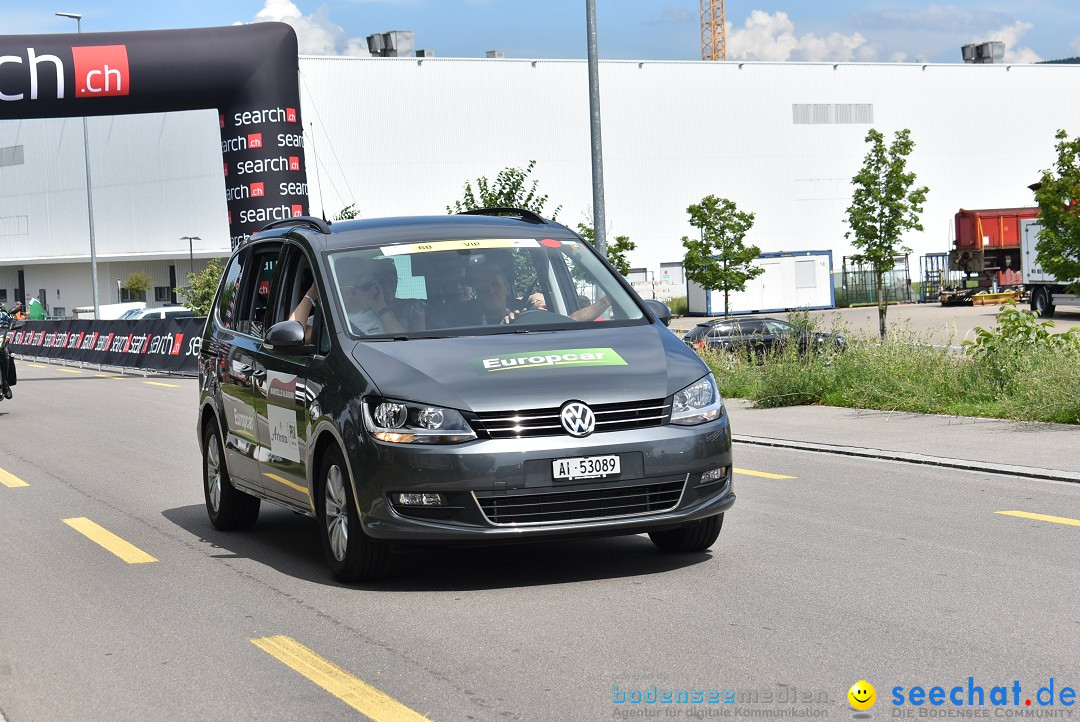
[
  {"x1": 206, "y1": 438, "x2": 222, "y2": 512},
  {"x1": 325, "y1": 464, "x2": 348, "y2": 562}
]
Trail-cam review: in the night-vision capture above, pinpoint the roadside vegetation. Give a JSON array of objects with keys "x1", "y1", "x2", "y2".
[{"x1": 702, "y1": 304, "x2": 1080, "y2": 425}]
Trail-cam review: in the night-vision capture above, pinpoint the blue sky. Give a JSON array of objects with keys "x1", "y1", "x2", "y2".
[{"x1": 6, "y1": 0, "x2": 1080, "y2": 63}]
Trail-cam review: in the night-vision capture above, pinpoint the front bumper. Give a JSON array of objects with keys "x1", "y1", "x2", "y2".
[{"x1": 351, "y1": 414, "x2": 734, "y2": 542}]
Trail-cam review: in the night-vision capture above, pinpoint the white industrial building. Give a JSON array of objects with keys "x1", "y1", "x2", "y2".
[{"x1": 1, "y1": 55, "x2": 1078, "y2": 315}]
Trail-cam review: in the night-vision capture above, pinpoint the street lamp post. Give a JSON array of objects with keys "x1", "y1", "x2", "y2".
[
  {"x1": 181, "y1": 236, "x2": 201, "y2": 280},
  {"x1": 585, "y1": 0, "x2": 607, "y2": 254},
  {"x1": 56, "y1": 11, "x2": 100, "y2": 318}
]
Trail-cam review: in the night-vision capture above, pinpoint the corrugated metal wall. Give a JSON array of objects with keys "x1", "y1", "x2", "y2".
[
  {"x1": 296, "y1": 58, "x2": 1079, "y2": 276},
  {"x1": 1, "y1": 56, "x2": 1078, "y2": 312}
]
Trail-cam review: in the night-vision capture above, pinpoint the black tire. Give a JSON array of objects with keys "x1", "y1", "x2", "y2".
[
  {"x1": 317, "y1": 446, "x2": 389, "y2": 583},
  {"x1": 1031, "y1": 288, "x2": 1056, "y2": 318},
  {"x1": 202, "y1": 421, "x2": 260, "y2": 530},
  {"x1": 649, "y1": 513, "x2": 724, "y2": 553}
]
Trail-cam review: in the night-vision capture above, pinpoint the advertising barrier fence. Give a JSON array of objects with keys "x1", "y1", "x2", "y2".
[{"x1": 4, "y1": 318, "x2": 205, "y2": 375}]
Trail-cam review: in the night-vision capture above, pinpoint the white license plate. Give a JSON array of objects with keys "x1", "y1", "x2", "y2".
[{"x1": 552, "y1": 455, "x2": 621, "y2": 481}]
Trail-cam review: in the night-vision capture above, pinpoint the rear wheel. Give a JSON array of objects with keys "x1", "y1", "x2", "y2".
[
  {"x1": 202, "y1": 422, "x2": 260, "y2": 530},
  {"x1": 649, "y1": 513, "x2": 724, "y2": 552},
  {"x1": 317, "y1": 446, "x2": 389, "y2": 582},
  {"x1": 1031, "y1": 287, "x2": 1056, "y2": 318}
]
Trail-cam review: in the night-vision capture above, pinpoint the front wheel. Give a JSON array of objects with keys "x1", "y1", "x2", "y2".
[
  {"x1": 648, "y1": 513, "x2": 724, "y2": 552},
  {"x1": 317, "y1": 446, "x2": 389, "y2": 583},
  {"x1": 202, "y1": 422, "x2": 260, "y2": 530}
]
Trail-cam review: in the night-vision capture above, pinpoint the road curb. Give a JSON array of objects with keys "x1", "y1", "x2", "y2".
[{"x1": 733, "y1": 435, "x2": 1080, "y2": 484}]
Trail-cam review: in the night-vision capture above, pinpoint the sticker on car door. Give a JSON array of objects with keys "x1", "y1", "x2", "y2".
[{"x1": 266, "y1": 370, "x2": 301, "y2": 462}]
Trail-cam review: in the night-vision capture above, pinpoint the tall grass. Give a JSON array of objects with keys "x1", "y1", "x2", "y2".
[{"x1": 702, "y1": 310, "x2": 1080, "y2": 424}]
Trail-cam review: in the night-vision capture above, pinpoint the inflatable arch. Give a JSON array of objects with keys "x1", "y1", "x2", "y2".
[{"x1": 0, "y1": 22, "x2": 309, "y2": 248}]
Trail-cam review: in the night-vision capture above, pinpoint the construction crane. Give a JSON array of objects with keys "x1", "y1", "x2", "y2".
[{"x1": 700, "y1": 0, "x2": 726, "y2": 61}]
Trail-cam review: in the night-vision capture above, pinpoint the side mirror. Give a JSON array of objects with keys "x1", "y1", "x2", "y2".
[
  {"x1": 642, "y1": 299, "x2": 672, "y2": 327},
  {"x1": 264, "y1": 320, "x2": 311, "y2": 354}
]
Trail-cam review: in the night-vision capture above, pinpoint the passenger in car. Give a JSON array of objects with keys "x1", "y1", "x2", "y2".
[
  {"x1": 371, "y1": 257, "x2": 426, "y2": 332},
  {"x1": 288, "y1": 280, "x2": 320, "y2": 343},
  {"x1": 336, "y1": 257, "x2": 406, "y2": 335}
]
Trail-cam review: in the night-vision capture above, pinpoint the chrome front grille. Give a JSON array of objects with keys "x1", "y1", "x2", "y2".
[
  {"x1": 473, "y1": 398, "x2": 670, "y2": 439},
  {"x1": 474, "y1": 478, "x2": 685, "y2": 525}
]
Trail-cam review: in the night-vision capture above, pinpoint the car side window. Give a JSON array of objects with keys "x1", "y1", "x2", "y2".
[
  {"x1": 740, "y1": 320, "x2": 766, "y2": 335},
  {"x1": 763, "y1": 320, "x2": 790, "y2": 334},
  {"x1": 216, "y1": 250, "x2": 248, "y2": 330},
  {"x1": 233, "y1": 244, "x2": 282, "y2": 337},
  {"x1": 710, "y1": 322, "x2": 740, "y2": 337},
  {"x1": 271, "y1": 245, "x2": 329, "y2": 351}
]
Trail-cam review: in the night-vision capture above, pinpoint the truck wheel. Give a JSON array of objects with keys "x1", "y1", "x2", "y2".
[
  {"x1": 649, "y1": 513, "x2": 724, "y2": 552},
  {"x1": 1031, "y1": 288, "x2": 1056, "y2": 318},
  {"x1": 202, "y1": 422, "x2": 260, "y2": 530},
  {"x1": 317, "y1": 446, "x2": 389, "y2": 583}
]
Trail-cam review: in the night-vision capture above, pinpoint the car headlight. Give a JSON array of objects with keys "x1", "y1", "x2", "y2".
[
  {"x1": 669, "y1": 373, "x2": 725, "y2": 426},
  {"x1": 362, "y1": 398, "x2": 477, "y2": 444}
]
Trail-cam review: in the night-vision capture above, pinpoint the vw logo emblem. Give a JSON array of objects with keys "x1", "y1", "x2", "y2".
[{"x1": 560, "y1": 401, "x2": 596, "y2": 437}]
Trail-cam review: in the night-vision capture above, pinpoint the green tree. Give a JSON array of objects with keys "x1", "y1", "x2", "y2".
[
  {"x1": 176, "y1": 257, "x2": 225, "y2": 317},
  {"x1": 334, "y1": 203, "x2": 360, "y2": 221},
  {"x1": 123, "y1": 271, "x2": 153, "y2": 301},
  {"x1": 576, "y1": 223, "x2": 636, "y2": 276},
  {"x1": 845, "y1": 128, "x2": 929, "y2": 339},
  {"x1": 680, "y1": 195, "x2": 762, "y2": 318},
  {"x1": 1032, "y1": 129, "x2": 1080, "y2": 294},
  {"x1": 447, "y1": 160, "x2": 561, "y2": 219}
]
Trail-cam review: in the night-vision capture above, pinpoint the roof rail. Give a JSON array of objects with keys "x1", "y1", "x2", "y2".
[
  {"x1": 259, "y1": 216, "x2": 332, "y2": 235},
  {"x1": 457, "y1": 207, "x2": 549, "y2": 224}
]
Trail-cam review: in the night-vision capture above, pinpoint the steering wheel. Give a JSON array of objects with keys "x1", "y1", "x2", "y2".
[{"x1": 508, "y1": 309, "x2": 568, "y2": 325}]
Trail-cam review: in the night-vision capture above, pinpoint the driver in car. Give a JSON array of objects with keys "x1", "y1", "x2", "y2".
[{"x1": 440, "y1": 263, "x2": 522, "y2": 327}]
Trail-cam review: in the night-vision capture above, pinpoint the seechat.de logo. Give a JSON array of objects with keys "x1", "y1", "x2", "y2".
[{"x1": 71, "y1": 45, "x2": 129, "y2": 97}]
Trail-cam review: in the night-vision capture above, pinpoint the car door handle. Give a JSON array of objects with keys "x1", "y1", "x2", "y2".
[{"x1": 239, "y1": 365, "x2": 266, "y2": 380}]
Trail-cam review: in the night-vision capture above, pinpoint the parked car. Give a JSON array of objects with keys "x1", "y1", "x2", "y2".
[
  {"x1": 683, "y1": 316, "x2": 846, "y2": 358},
  {"x1": 197, "y1": 210, "x2": 734, "y2": 582}
]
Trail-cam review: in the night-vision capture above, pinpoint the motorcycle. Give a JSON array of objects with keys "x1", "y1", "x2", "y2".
[{"x1": 0, "y1": 312, "x2": 23, "y2": 402}]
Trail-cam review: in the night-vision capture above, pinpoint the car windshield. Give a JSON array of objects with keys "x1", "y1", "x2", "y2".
[{"x1": 327, "y1": 237, "x2": 646, "y2": 338}]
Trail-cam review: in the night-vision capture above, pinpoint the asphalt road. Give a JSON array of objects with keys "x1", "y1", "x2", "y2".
[{"x1": 1, "y1": 362, "x2": 1078, "y2": 721}]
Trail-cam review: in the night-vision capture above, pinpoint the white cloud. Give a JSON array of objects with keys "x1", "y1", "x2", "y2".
[
  {"x1": 982, "y1": 21, "x2": 1041, "y2": 63},
  {"x1": 1072, "y1": 37, "x2": 1080, "y2": 56},
  {"x1": 727, "y1": 10, "x2": 877, "y2": 62},
  {"x1": 251, "y1": 0, "x2": 370, "y2": 56}
]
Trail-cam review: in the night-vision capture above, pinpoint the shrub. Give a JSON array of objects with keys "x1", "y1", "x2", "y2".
[{"x1": 963, "y1": 302, "x2": 1080, "y2": 391}]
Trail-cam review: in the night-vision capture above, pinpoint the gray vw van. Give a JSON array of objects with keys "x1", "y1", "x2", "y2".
[{"x1": 197, "y1": 209, "x2": 734, "y2": 581}]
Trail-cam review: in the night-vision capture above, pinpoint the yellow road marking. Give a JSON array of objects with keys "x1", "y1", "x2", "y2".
[
  {"x1": 734, "y1": 467, "x2": 796, "y2": 480},
  {"x1": 62, "y1": 517, "x2": 158, "y2": 564},
  {"x1": 143, "y1": 381, "x2": 181, "y2": 388},
  {"x1": 27, "y1": 363, "x2": 48, "y2": 369},
  {"x1": 995, "y1": 511, "x2": 1080, "y2": 528},
  {"x1": 96, "y1": 374, "x2": 124, "y2": 380},
  {"x1": 0, "y1": 467, "x2": 29, "y2": 488},
  {"x1": 263, "y1": 472, "x2": 310, "y2": 496},
  {"x1": 55, "y1": 367, "x2": 82, "y2": 374},
  {"x1": 252, "y1": 635, "x2": 431, "y2": 722}
]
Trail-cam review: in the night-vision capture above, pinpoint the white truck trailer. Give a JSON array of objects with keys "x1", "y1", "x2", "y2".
[{"x1": 1020, "y1": 219, "x2": 1080, "y2": 317}]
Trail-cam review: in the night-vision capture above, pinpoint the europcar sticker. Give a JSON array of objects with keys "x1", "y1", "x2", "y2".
[
  {"x1": 476, "y1": 348, "x2": 627, "y2": 373},
  {"x1": 265, "y1": 371, "x2": 301, "y2": 462}
]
